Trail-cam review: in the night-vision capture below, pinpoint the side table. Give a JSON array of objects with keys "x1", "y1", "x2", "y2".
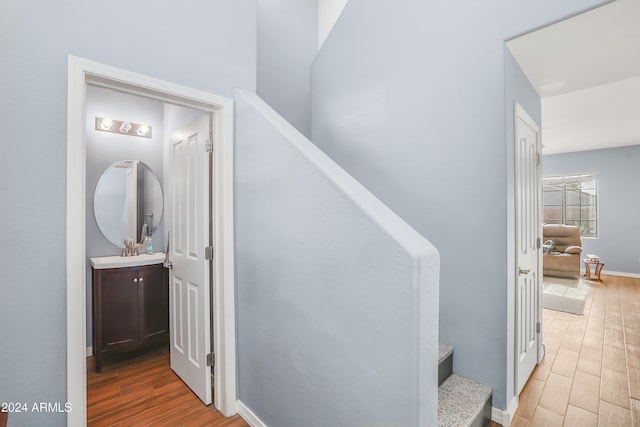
[{"x1": 584, "y1": 258, "x2": 604, "y2": 282}]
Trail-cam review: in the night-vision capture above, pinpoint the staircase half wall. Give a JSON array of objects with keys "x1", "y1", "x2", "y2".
[{"x1": 234, "y1": 89, "x2": 440, "y2": 427}]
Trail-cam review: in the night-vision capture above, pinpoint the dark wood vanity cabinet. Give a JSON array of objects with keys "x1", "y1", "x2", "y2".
[{"x1": 92, "y1": 262, "x2": 169, "y2": 372}]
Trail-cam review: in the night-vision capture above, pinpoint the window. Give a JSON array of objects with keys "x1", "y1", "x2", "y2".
[{"x1": 543, "y1": 173, "x2": 598, "y2": 237}]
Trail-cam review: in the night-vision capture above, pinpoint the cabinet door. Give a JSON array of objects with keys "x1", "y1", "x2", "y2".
[
  {"x1": 140, "y1": 265, "x2": 169, "y2": 340},
  {"x1": 100, "y1": 268, "x2": 139, "y2": 349}
]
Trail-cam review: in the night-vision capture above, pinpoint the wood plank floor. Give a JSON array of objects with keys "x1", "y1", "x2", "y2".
[
  {"x1": 87, "y1": 346, "x2": 248, "y2": 426},
  {"x1": 512, "y1": 274, "x2": 640, "y2": 426}
]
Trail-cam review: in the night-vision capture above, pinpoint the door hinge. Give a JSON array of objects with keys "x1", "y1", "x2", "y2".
[
  {"x1": 205, "y1": 246, "x2": 214, "y2": 261},
  {"x1": 536, "y1": 152, "x2": 541, "y2": 166},
  {"x1": 205, "y1": 139, "x2": 214, "y2": 153},
  {"x1": 536, "y1": 322, "x2": 541, "y2": 334},
  {"x1": 537, "y1": 237, "x2": 541, "y2": 249},
  {"x1": 206, "y1": 353, "x2": 215, "y2": 367}
]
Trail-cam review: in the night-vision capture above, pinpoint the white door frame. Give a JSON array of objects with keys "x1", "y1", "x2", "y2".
[{"x1": 66, "y1": 56, "x2": 237, "y2": 426}]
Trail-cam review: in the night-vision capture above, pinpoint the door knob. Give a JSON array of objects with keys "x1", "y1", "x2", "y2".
[{"x1": 519, "y1": 268, "x2": 531, "y2": 275}]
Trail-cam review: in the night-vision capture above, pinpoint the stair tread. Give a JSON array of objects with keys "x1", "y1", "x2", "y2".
[
  {"x1": 438, "y1": 374, "x2": 492, "y2": 427},
  {"x1": 438, "y1": 342, "x2": 454, "y2": 365}
]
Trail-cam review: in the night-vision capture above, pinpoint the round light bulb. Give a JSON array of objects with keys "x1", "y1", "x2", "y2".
[
  {"x1": 101, "y1": 118, "x2": 113, "y2": 130},
  {"x1": 137, "y1": 125, "x2": 149, "y2": 136},
  {"x1": 119, "y1": 122, "x2": 132, "y2": 133}
]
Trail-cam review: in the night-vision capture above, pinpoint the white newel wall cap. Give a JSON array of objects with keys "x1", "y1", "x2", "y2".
[{"x1": 235, "y1": 89, "x2": 439, "y2": 264}]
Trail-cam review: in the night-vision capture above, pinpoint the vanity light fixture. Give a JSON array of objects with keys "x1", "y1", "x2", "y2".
[{"x1": 95, "y1": 117, "x2": 152, "y2": 139}]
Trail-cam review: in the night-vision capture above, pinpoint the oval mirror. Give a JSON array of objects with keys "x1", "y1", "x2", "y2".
[{"x1": 94, "y1": 160, "x2": 163, "y2": 247}]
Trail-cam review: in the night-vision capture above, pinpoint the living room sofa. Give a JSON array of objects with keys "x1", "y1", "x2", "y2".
[{"x1": 543, "y1": 224, "x2": 583, "y2": 279}]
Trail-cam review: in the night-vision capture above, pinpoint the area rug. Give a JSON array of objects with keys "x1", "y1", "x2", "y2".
[{"x1": 542, "y1": 276, "x2": 589, "y2": 315}]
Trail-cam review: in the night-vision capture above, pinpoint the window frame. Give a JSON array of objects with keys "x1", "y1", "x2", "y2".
[{"x1": 542, "y1": 173, "x2": 598, "y2": 238}]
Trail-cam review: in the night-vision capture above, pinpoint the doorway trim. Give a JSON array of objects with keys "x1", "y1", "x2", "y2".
[{"x1": 66, "y1": 56, "x2": 237, "y2": 426}]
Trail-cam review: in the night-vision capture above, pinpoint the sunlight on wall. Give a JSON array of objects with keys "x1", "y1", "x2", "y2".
[{"x1": 319, "y1": 0, "x2": 348, "y2": 48}]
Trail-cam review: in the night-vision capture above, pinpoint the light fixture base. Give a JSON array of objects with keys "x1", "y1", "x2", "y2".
[{"x1": 95, "y1": 117, "x2": 152, "y2": 138}]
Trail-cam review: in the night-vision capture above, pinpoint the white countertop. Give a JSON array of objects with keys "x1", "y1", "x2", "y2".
[{"x1": 90, "y1": 252, "x2": 166, "y2": 269}]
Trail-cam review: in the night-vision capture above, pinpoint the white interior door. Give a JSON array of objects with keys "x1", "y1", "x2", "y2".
[
  {"x1": 515, "y1": 104, "x2": 542, "y2": 395},
  {"x1": 168, "y1": 115, "x2": 213, "y2": 404}
]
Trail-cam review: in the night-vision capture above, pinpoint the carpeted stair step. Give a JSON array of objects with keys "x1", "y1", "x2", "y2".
[
  {"x1": 438, "y1": 373, "x2": 492, "y2": 427},
  {"x1": 438, "y1": 342, "x2": 454, "y2": 386}
]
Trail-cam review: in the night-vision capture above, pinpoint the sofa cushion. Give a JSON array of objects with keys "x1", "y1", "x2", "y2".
[
  {"x1": 543, "y1": 252, "x2": 580, "y2": 272},
  {"x1": 543, "y1": 224, "x2": 581, "y2": 252}
]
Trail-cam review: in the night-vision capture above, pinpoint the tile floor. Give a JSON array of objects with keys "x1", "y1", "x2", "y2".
[{"x1": 512, "y1": 274, "x2": 640, "y2": 426}]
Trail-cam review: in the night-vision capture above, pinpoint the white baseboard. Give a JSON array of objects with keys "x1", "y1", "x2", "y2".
[
  {"x1": 602, "y1": 270, "x2": 640, "y2": 279},
  {"x1": 237, "y1": 400, "x2": 267, "y2": 427},
  {"x1": 240, "y1": 395, "x2": 517, "y2": 427},
  {"x1": 580, "y1": 269, "x2": 640, "y2": 279},
  {"x1": 492, "y1": 395, "x2": 518, "y2": 426},
  {"x1": 86, "y1": 346, "x2": 93, "y2": 357}
]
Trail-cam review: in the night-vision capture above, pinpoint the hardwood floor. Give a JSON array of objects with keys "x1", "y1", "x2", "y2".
[
  {"x1": 512, "y1": 274, "x2": 640, "y2": 426},
  {"x1": 87, "y1": 346, "x2": 248, "y2": 426}
]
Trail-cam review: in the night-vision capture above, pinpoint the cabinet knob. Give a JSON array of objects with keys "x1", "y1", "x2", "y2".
[
  {"x1": 139, "y1": 277, "x2": 143, "y2": 282},
  {"x1": 133, "y1": 278, "x2": 138, "y2": 283}
]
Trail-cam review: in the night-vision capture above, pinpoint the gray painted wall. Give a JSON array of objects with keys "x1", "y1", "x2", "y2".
[
  {"x1": 310, "y1": 0, "x2": 605, "y2": 410},
  {"x1": 257, "y1": 0, "x2": 317, "y2": 137},
  {"x1": 235, "y1": 90, "x2": 439, "y2": 426},
  {"x1": 0, "y1": 1, "x2": 256, "y2": 425},
  {"x1": 2, "y1": 0, "x2": 623, "y2": 425},
  {"x1": 543, "y1": 145, "x2": 640, "y2": 275}
]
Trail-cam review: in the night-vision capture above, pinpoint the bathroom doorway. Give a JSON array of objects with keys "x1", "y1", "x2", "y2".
[{"x1": 66, "y1": 56, "x2": 237, "y2": 425}]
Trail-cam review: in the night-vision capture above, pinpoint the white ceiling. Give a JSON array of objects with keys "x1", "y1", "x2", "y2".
[{"x1": 507, "y1": 0, "x2": 640, "y2": 155}]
